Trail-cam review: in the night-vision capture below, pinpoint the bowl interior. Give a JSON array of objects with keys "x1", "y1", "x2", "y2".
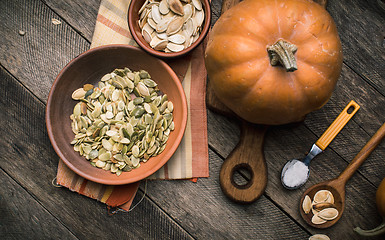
[
  {"x1": 46, "y1": 45, "x2": 187, "y2": 185},
  {"x1": 128, "y1": 0, "x2": 211, "y2": 58}
]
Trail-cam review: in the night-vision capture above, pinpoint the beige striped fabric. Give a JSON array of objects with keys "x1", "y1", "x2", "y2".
[{"x1": 56, "y1": 0, "x2": 209, "y2": 210}]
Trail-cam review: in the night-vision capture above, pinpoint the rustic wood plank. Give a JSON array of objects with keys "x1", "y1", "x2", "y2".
[
  {"x1": 0, "y1": 66, "x2": 194, "y2": 240},
  {"x1": 327, "y1": 0, "x2": 385, "y2": 96},
  {"x1": 146, "y1": 149, "x2": 310, "y2": 239},
  {"x1": 0, "y1": 0, "x2": 90, "y2": 102},
  {"x1": 1, "y1": 0, "x2": 383, "y2": 238},
  {"x1": 0, "y1": 170, "x2": 78, "y2": 240},
  {"x1": 208, "y1": 112, "x2": 383, "y2": 239},
  {"x1": 42, "y1": 0, "x2": 100, "y2": 41},
  {"x1": 210, "y1": 0, "x2": 223, "y2": 26}
]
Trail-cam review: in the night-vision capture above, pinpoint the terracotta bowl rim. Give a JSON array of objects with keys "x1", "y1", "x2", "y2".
[
  {"x1": 128, "y1": 0, "x2": 211, "y2": 58},
  {"x1": 46, "y1": 44, "x2": 188, "y2": 185}
]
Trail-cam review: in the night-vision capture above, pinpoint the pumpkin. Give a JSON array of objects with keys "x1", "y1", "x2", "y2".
[{"x1": 204, "y1": 0, "x2": 343, "y2": 125}]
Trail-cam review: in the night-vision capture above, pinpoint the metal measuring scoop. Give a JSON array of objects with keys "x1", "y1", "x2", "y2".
[{"x1": 281, "y1": 100, "x2": 360, "y2": 190}]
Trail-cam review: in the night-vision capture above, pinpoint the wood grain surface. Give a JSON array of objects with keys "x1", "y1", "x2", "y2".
[{"x1": 1, "y1": 0, "x2": 384, "y2": 239}]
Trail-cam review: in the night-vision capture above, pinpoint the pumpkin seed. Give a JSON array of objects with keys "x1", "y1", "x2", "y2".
[
  {"x1": 318, "y1": 208, "x2": 339, "y2": 221},
  {"x1": 99, "y1": 152, "x2": 112, "y2": 161},
  {"x1": 72, "y1": 88, "x2": 86, "y2": 100},
  {"x1": 169, "y1": 0, "x2": 184, "y2": 15},
  {"x1": 311, "y1": 213, "x2": 327, "y2": 225},
  {"x1": 314, "y1": 190, "x2": 333, "y2": 203},
  {"x1": 309, "y1": 234, "x2": 330, "y2": 240},
  {"x1": 302, "y1": 195, "x2": 312, "y2": 214},
  {"x1": 192, "y1": 0, "x2": 202, "y2": 10},
  {"x1": 312, "y1": 202, "x2": 335, "y2": 211}
]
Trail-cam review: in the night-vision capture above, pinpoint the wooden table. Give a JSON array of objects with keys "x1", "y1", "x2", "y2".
[{"x1": 1, "y1": 0, "x2": 384, "y2": 239}]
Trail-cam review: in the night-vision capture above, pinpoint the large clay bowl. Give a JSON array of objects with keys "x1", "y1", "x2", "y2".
[{"x1": 46, "y1": 44, "x2": 187, "y2": 185}]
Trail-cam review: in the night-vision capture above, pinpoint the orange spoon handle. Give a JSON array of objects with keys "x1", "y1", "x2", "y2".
[
  {"x1": 315, "y1": 100, "x2": 360, "y2": 150},
  {"x1": 338, "y1": 122, "x2": 385, "y2": 183}
]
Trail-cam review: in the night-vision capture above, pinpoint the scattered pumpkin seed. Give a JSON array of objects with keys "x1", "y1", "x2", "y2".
[{"x1": 309, "y1": 234, "x2": 330, "y2": 240}]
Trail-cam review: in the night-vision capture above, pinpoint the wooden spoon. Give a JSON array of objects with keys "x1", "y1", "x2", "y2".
[{"x1": 300, "y1": 122, "x2": 385, "y2": 228}]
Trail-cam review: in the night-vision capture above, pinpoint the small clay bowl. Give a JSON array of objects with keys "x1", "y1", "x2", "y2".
[
  {"x1": 46, "y1": 44, "x2": 187, "y2": 185},
  {"x1": 128, "y1": 0, "x2": 211, "y2": 58}
]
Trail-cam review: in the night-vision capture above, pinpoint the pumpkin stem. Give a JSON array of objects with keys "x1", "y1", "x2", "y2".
[
  {"x1": 354, "y1": 220, "x2": 385, "y2": 237},
  {"x1": 267, "y1": 39, "x2": 298, "y2": 72}
]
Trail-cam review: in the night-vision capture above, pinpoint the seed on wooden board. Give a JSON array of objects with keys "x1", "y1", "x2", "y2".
[
  {"x1": 302, "y1": 195, "x2": 312, "y2": 214},
  {"x1": 309, "y1": 234, "x2": 330, "y2": 240}
]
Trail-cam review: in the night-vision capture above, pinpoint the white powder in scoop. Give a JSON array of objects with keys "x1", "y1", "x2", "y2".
[{"x1": 283, "y1": 161, "x2": 308, "y2": 188}]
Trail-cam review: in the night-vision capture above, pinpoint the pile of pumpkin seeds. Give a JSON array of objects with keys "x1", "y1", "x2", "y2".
[
  {"x1": 70, "y1": 68, "x2": 175, "y2": 176},
  {"x1": 138, "y1": 0, "x2": 205, "y2": 52},
  {"x1": 302, "y1": 190, "x2": 339, "y2": 225}
]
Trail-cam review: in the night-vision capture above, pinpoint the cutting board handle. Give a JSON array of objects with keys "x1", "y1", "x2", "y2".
[{"x1": 219, "y1": 121, "x2": 268, "y2": 204}]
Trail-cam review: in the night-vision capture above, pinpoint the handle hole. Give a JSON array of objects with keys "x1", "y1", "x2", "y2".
[
  {"x1": 231, "y1": 163, "x2": 253, "y2": 189},
  {"x1": 347, "y1": 106, "x2": 355, "y2": 114}
]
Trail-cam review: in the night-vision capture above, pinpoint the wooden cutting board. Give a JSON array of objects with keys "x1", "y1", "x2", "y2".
[{"x1": 207, "y1": 0, "x2": 328, "y2": 204}]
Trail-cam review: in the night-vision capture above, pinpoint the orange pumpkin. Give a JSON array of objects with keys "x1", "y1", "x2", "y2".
[{"x1": 205, "y1": 0, "x2": 343, "y2": 125}]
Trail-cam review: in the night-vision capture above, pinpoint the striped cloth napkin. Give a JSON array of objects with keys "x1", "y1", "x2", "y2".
[{"x1": 56, "y1": 0, "x2": 209, "y2": 211}]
